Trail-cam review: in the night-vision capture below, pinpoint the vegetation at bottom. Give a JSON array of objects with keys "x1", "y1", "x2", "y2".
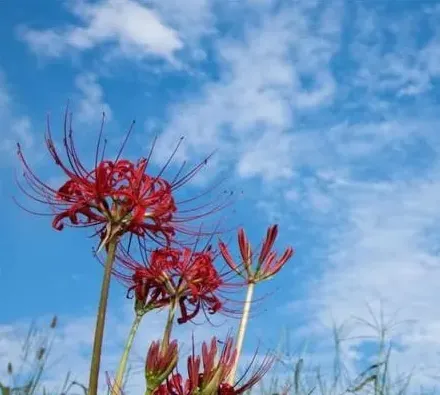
[{"x1": 1, "y1": 308, "x2": 431, "y2": 395}]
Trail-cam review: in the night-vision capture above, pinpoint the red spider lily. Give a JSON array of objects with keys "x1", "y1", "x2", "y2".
[
  {"x1": 218, "y1": 225, "x2": 294, "y2": 283},
  {"x1": 57, "y1": 158, "x2": 177, "y2": 245},
  {"x1": 16, "y1": 110, "x2": 230, "y2": 249},
  {"x1": 116, "y1": 246, "x2": 229, "y2": 323},
  {"x1": 146, "y1": 340, "x2": 179, "y2": 391},
  {"x1": 154, "y1": 336, "x2": 273, "y2": 394}
]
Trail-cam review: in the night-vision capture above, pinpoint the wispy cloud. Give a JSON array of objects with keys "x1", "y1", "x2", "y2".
[
  {"x1": 350, "y1": 4, "x2": 440, "y2": 100},
  {"x1": 0, "y1": 71, "x2": 35, "y2": 165},
  {"x1": 153, "y1": 1, "x2": 342, "y2": 181},
  {"x1": 74, "y1": 73, "x2": 112, "y2": 123},
  {"x1": 291, "y1": 170, "x2": 440, "y2": 386},
  {"x1": 17, "y1": 0, "x2": 183, "y2": 63},
  {"x1": 152, "y1": 0, "x2": 216, "y2": 56},
  {"x1": 147, "y1": 0, "x2": 440, "y2": 387}
]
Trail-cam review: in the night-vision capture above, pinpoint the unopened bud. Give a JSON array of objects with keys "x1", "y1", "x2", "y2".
[{"x1": 145, "y1": 340, "x2": 178, "y2": 391}]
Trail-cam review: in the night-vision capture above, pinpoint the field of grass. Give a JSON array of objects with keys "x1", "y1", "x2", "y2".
[{"x1": 2, "y1": 310, "x2": 433, "y2": 395}]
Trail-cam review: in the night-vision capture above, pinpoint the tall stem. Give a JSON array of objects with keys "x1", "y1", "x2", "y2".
[
  {"x1": 161, "y1": 301, "x2": 176, "y2": 352},
  {"x1": 111, "y1": 314, "x2": 142, "y2": 395},
  {"x1": 228, "y1": 282, "x2": 255, "y2": 385},
  {"x1": 88, "y1": 238, "x2": 118, "y2": 395}
]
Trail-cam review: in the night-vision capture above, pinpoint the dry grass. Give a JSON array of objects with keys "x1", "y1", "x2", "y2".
[
  {"x1": 0, "y1": 317, "x2": 84, "y2": 395},
  {"x1": 2, "y1": 310, "x2": 437, "y2": 395}
]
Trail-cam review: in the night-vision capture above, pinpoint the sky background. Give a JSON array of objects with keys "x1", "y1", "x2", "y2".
[{"x1": 1, "y1": 0, "x2": 440, "y2": 393}]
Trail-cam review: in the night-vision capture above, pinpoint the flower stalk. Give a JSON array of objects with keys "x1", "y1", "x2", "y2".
[
  {"x1": 219, "y1": 225, "x2": 295, "y2": 386},
  {"x1": 111, "y1": 313, "x2": 143, "y2": 395},
  {"x1": 227, "y1": 281, "x2": 255, "y2": 385},
  {"x1": 88, "y1": 237, "x2": 118, "y2": 395},
  {"x1": 161, "y1": 301, "x2": 177, "y2": 352}
]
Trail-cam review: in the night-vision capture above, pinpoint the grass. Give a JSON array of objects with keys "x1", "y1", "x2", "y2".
[
  {"x1": 0, "y1": 316, "x2": 85, "y2": 395},
  {"x1": 258, "y1": 305, "x2": 434, "y2": 395},
  {"x1": 1, "y1": 309, "x2": 436, "y2": 395}
]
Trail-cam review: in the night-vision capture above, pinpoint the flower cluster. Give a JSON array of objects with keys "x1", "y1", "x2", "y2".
[
  {"x1": 219, "y1": 225, "x2": 294, "y2": 284},
  {"x1": 146, "y1": 340, "x2": 179, "y2": 392},
  {"x1": 153, "y1": 336, "x2": 272, "y2": 395},
  {"x1": 118, "y1": 246, "x2": 225, "y2": 323},
  {"x1": 16, "y1": 110, "x2": 295, "y2": 395},
  {"x1": 18, "y1": 129, "x2": 176, "y2": 248}
]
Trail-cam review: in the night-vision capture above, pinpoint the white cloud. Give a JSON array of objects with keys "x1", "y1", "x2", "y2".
[
  {"x1": 189, "y1": 2, "x2": 440, "y2": 387},
  {"x1": 292, "y1": 172, "x2": 440, "y2": 387},
  {"x1": 151, "y1": 0, "x2": 215, "y2": 58},
  {"x1": 237, "y1": 131, "x2": 296, "y2": 181},
  {"x1": 351, "y1": 4, "x2": 440, "y2": 99},
  {"x1": 153, "y1": 1, "x2": 341, "y2": 181},
  {"x1": 74, "y1": 73, "x2": 112, "y2": 123},
  {"x1": 259, "y1": 113, "x2": 440, "y2": 388},
  {"x1": 17, "y1": 0, "x2": 183, "y2": 62},
  {"x1": 0, "y1": 71, "x2": 35, "y2": 164}
]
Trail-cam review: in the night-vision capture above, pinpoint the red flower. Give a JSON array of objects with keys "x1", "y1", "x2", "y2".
[
  {"x1": 146, "y1": 340, "x2": 179, "y2": 391},
  {"x1": 16, "y1": 110, "x2": 229, "y2": 249},
  {"x1": 56, "y1": 158, "x2": 177, "y2": 244},
  {"x1": 154, "y1": 336, "x2": 273, "y2": 394},
  {"x1": 218, "y1": 225, "x2": 294, "y2": 283},
  {"x1": 116, "y1": 246, "x2": 227, "y2": 323}
]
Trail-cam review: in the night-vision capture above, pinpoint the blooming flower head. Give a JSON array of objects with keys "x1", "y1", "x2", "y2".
[
  {"x1": 154, "y1": 336, "x2": 273, "y2": 395},
  {"x1": 16, "y1": 110, "x2": 229, "y2": 250},
  {"x1": 117, "y1": 245, "x2": 229, "y2": 323},
  {"x1": 218, "y1": 225, "x2": 294, "y2": 283}
]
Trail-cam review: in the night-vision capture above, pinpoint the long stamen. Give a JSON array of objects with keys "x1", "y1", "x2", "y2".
[
  {"x1": 155, "y1": 137, "x2": 185, "y2": 182},
  {"x1": 95, "y1": 112, "x2": 106, "y2": 169},
  {"x1": 114, "y1": 120, "x2": 136, "y2": 162}
]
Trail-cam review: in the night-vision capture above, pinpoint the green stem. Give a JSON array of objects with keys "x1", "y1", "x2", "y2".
[
  {"x1": 88, "y1": 238, "x2": 118, "y2": 395},
  {"x1": 145, "y1": 379, "x2": 161, "y2": 395},
  {"x1": 228, "y1": 281, "x2": 255, "y2": 385},
  {"x1": 161, "y1": 302, "x2": 176, "y2": 352},
  {"x1": 111, "y1": 314, "x2": 142, "y2": 395}
]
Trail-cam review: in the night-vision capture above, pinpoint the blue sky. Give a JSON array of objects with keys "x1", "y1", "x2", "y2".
[{"x1": 2, "y1": 0, "x2": 440, "y2": 392}]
